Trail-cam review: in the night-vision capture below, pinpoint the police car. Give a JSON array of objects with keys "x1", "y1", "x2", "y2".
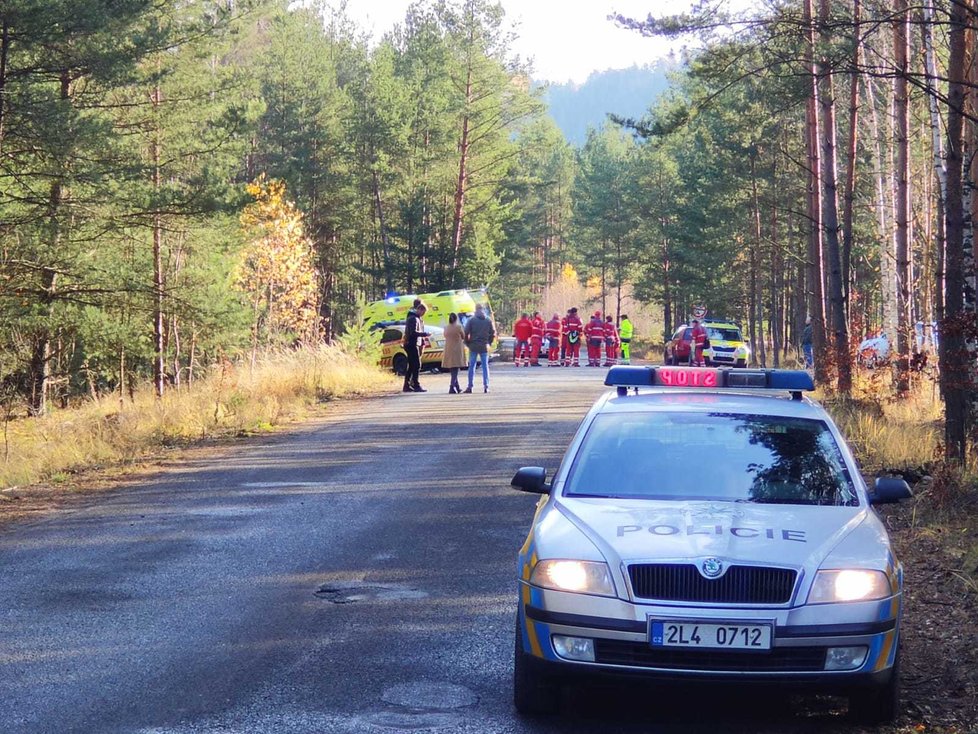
[{"x1": 512, "y1": 365, "x2": 911, "y2": 723}]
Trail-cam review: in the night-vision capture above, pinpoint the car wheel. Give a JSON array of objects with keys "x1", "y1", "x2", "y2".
[
  {"x1": 848, "y1": 651, "x2": 900, "y2": 724},
  {"x1": 513, "y1": 616, "x2": 559, "y2": 716},
  {"x1": 663, "y1": 351, "x2": 672, "y2": 365},
  {"x1": 392, "y1": 354, "x2": 408, "y2": 376},
  {"x1": 735, "y1": 359, "x2": 747, "y2": 368}
]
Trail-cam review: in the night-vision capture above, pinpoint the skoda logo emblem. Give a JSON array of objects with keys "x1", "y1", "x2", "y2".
[{"x1": 701, "y1": 558, "x2": 724, "y2": 578}]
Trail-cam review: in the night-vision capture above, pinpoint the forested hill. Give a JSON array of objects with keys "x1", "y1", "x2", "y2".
[{"x1": 538, "y1": 64, "x2": 673, "y2": 146}]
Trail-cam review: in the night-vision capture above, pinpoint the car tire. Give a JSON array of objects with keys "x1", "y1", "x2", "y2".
[
  {"x1": 848, "y1": 651, "x2": 900, "y2": 725},
  {"x1": 735, "y1": 359, "x2": 747, "y2": 368},
  {"x1": 392, "y1": 354, "x2": 408, "y2": 376},
  {"x1": 513, "y1": 616, "x2": 559, "y2": 716},
  {"x1": 663, "y1": 351, "x2": 672, "y2": 366}
]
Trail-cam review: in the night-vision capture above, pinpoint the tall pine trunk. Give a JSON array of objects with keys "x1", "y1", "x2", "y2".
[
  {"x1": 963, "y1": 2, "x2": 978, "y2": 449},
  {"x1": 922, "y1": 0, "x2": 948, "y2": 324},
  {"x1": 819, "y1": 0, "x2": 851, "y2": 393},
  {"x1": 804, "y1": 0, "x2": 827, "y2": 383},
  {"x1": 28, "y1": 71, "x2": 72, "y2": 415},
  {"x1": 942, "y1": 0, "x2": 969, "y2": 463},
  {"x1": 450, "y1": 59, "x2": 473, "y2": 285},
  {"x1": 152, "y1": 72, "x2": 165, "y2": 398},
  {"x1": 892, "y1": 0, "x2": 912, "y2": 395},
  {"x1": 841, "y1": 0, "x2": 861, "y2": 320}
]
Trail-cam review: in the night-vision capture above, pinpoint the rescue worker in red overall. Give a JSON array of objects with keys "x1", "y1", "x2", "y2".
[
  {"x1": 529, "y1": 311, "x2": 546, "y2": 367},
  {"x1": 584, "y1": 311, "x2": 605, "y2": 367},
  {"x1": 690, "y1": 318, "x2": 708, "y2": 366},
  {"x1": 513, "y1": 312, "x2": 533, "y2": 367},
  {"x1": 562, "y1": 307, "x2": 583, "y2": 366},
  {"x1": 545, "y1": 313, "x2": 562, "y2": 366},
  {"x1": 603, "y1": 315, "x2": 620, "y2": 366}
]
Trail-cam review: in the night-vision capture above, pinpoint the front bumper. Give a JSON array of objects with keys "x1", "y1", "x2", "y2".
[
  {"x1": 706, "y1": 347, "x2": 748, "y2": 365},
  {"x1": 518, "y1": 585, "x2": 900, "y2": 686}
]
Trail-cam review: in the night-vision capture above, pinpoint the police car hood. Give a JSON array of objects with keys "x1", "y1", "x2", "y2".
[{"x1": 556, "y1": 497, "x2": 866, "y2": 569}]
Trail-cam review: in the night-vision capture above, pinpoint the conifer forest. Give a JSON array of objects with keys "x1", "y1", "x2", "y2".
[{"x1": 1, "y1": 0, "x2": 977, "y2": 461}]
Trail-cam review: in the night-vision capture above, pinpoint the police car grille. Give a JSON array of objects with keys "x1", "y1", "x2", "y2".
[
  {"x1": 628, "y1": 564, "x2": 796, "y2": 604},
  {"x1": 593, "y1": 641, "x2": 826, "y2": 672}
]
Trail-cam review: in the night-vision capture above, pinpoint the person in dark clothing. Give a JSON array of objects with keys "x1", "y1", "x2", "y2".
[
  {"x1": 403, "y1": 303, "x2": 430, "y2": 392},
  {"x1": 802, "y1": 316, "x2": 814, "y2": 369}
]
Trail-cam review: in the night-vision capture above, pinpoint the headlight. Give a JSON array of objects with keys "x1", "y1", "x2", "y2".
[
  {"x1": 529, "y1": 560, "x2": 615, "y2": 596},
  {"x1": 807, "y1": 569, "x2": 891, "y2": 604},
  {"x1": 736, "y1": 345, "x2": 750, "y2": 356}
]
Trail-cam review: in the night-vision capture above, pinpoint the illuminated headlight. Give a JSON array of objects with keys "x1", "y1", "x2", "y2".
[
  {"x1": 553, "y1": 635, "x2": 595, "y2": 662},
  {"x1": 736, "y1": 346, "x2": 750, "y2": 356},
  {"x1": 807, "y1": 569, "x2": 891, "y2": 604},
  {"x1": 825, "y1": 646, "x2": 868, "y2": 671},
  {"x1": 529, "y1": 560, "x2": 615, "y2": 596}
]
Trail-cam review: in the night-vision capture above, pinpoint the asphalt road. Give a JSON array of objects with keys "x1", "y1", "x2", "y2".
[{"x1": 1, "y1": 366, "x2": 853, "y2": 734}]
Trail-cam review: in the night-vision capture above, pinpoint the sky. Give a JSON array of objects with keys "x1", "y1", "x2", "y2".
[{"x1": 339, "y1": 1, "x2": 688, "y2": 84}]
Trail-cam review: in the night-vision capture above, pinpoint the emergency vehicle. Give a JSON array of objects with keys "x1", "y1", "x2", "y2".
[
  {"x1": 362, "y1": 295, "x2": 416, "y2": 326},
  {"x1": 666, "y1": 318, "x2": 751, "y2": 368},
  {"x1": 363, "y1": 289, "x2": 489, "y2": 330},
  {"x1": 418, "y1": 289, "x2": 478, "y2": 328},
  {"x1": 512, "y1": 365, "x2": 911, "y2": 722},
  {"x1": 376, "y1": 322, "x2": 445, "y2": 375}
]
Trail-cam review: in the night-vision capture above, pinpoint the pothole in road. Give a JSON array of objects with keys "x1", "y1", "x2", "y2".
[
  {"x1": 314, "y1": 581, "x2": 428, "y2": 604},
  {"x1": 358, "y1": 711, "x2": 463, "y2": 730},
  {"x1": 381, "y1": 681, "x2": 479, "y2": 710}
]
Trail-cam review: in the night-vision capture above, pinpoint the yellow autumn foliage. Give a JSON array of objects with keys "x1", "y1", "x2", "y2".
[{"x1": 237, "y1": 176, "x2": 321, "y2": 346}]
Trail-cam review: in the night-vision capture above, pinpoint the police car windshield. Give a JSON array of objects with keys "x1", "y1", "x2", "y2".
[{"x1": 565, "y1": 412, "x2": 858, "y2": 506}]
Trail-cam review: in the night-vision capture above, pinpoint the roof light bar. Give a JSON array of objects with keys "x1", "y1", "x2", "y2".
[{"x1": 605, "y1": 366, "x2": 814, "y2": 394}]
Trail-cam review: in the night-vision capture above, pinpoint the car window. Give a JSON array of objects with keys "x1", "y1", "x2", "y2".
[
  {"x1": 672, "y1": 328, "x2": 685, "y2": 340},
  {"x1": 683, "y1": 328, "x2": 692, "y2": 341},
  {"x1": 564, "y1": 412, "x2": 858, "y2": 506},
  {"x1": 382, "y1": 329, "x2": 402, "y2": 343},
  {"x1": 707, "y1": 327, "x2": 742, "y2": 341}
]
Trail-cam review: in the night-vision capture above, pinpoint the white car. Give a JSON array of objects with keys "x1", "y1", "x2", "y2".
[
  {"x1": 857, "y1": 333, "x2": 890, "y2": 367},
  {"x1": 512, "y1": 365, "x2": 911, "y2": 723}
]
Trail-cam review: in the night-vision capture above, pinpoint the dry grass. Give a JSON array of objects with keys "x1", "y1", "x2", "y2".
[
  {"x1": 817, "y1": 370, "x2": 944, "y2": 472},
  {"x1": 0, "y1": 346, "x2": 396, "y2": 490}
]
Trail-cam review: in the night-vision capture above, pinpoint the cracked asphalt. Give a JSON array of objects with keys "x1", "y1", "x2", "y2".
[{"x1": 0, "y1": 367, "x2": 873, "y2": 733}]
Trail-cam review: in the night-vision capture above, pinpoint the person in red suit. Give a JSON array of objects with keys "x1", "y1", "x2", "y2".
[
  {"x1": 513, "y1": 313, "x2": 534, "y2": 367},
  {"x1": 584, "y1": 311, "x2": 605, "y2": 367},
  {"x1": 545, "y1": 313, "x2": 562, "y2": 366},
  {"x1": 603, "y1": 315, "x2": 619, "y2": 366},
  {"x1": 529, "y1": 311, "x2": 546, "y2": 366},
  {"x1": 691, "y1": 318, "x2": 708, "y2": 366},
  {"x1": 562, "y1": 308, "x2": 583, "y2": 366}
]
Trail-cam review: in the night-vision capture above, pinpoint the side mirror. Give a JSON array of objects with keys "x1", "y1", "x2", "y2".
[
  {"x1": 870, "y1": 477, "x2": 913, "y2": 505},
  {"x1": 512, "y1": 466, "x2": 549, "y2": 494}
]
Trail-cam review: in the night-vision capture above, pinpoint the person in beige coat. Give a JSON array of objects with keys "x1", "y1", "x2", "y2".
[{"x1": 441, "y1": 312, "x2": 467, "y2": 394}]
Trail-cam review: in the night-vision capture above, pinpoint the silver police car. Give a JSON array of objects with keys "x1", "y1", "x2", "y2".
[{"x1": 512, "y1": 365, "x2": 912, "y2": 723}]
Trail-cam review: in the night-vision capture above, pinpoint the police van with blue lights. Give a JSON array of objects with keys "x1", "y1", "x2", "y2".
[{"x1": 512, "y1": 365, "x2": 911, "y2": 723}]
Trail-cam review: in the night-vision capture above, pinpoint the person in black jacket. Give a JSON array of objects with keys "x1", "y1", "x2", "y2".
[{"x1": 403, "y1": 302, "x2": 430, "y2": 392}]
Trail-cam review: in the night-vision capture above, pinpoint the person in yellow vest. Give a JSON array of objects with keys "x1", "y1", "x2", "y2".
[{"x1": 619, "y1": 314, "x2": 634, "y2": 364}]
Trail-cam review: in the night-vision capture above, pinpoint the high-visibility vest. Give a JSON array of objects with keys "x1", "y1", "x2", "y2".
[{"x1": 619, "y1": 318, "x2": 634, "y2": 340}]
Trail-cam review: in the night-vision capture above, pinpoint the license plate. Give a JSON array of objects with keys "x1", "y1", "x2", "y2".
[{"x1": 650, "y1": 620, "x2": 772, "y2": 650}]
